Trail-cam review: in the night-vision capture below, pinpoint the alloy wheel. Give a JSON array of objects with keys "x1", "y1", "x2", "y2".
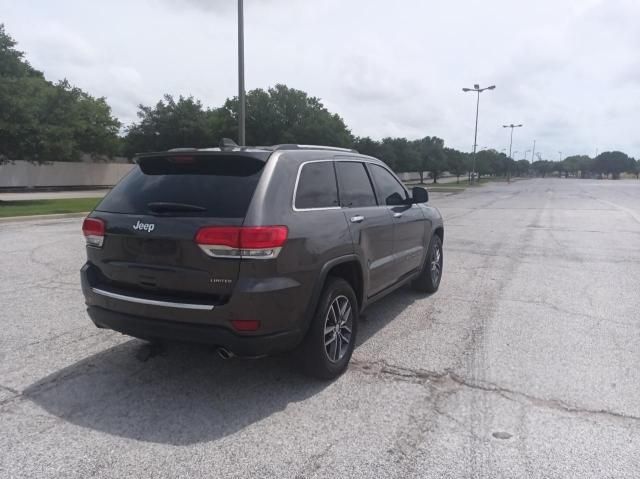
[{"x1": 323, "y1": 295, "x2": 353, "y2": 362}]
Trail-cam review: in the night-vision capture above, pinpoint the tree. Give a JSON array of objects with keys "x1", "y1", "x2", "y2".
[
  {"x1": 559, "y1": 155, "x2": 591, "y2": 178},
  {"x1": 413, "y1": 136, "x2": 445, "y2": 183},
  {"x1": 628, "y1": 158, "x2": 639, "y2": 179},
  {"x1": 531, "y1": 158, "x2": 554, "y2": 177},
  {"x1": 593, "y1": 151, "x2": 633, "y2": 179},
  {"x1": 444, "y1": 147, "x2": 468, "y2": 183},
  {"x1": 474, "y1": 149, "x2": 507, "y2": 178},
  {"x1": 353, "y1": 136, "x2": 382, "y2": 159},
  {"x1": 0, "y1": 24, "x2": 120, "y2": 163},
  {"x1": 577, "y1": 156, "x2": 594, "y2": 178},
  {"x1": 218, "y1": 84, "x2": 353, "y2": 147},
  {"x1": 123, "y1": 95, "x2": 219, "y2": 156},
  {"x1": 515, "y1": 159, "x2": 530, "y2": 177}
]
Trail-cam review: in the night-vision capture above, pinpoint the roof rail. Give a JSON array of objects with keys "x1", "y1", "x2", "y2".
[{"x1": 270, "y1": 144, "x2": 358, "y2": 153}]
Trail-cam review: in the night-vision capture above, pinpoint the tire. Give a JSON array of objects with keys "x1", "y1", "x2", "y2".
[
  {"x1": 412, "y1": 234, "x2": 443, "y2": 293},
  {"x1": 298, "y1": 277, "x2": 358, "y2": 380}
]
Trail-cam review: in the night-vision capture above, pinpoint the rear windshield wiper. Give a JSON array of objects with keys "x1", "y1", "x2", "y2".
[{"x1": 147, "y1": 202, "x2": 206, "y2": 213}]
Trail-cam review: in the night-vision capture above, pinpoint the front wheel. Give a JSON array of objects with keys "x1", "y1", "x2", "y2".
[
  {"x1": 412, "y1": 234, "x2": 443, "y2": 293},
  {"x1": 298, "y1": 277, "x2": 358, "y2": 380}
]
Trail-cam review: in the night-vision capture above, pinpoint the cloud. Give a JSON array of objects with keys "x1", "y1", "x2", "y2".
[{"x1": 2, "y1": 0, "x2": 639, "y2": 156}]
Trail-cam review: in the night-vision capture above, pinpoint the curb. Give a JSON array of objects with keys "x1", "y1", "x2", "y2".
[{"x1": 0, "y1": 212, "x2": 89, "y2": 223}]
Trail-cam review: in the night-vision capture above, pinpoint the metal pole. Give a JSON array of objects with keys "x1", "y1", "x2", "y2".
[
  {"x1": 531, "y1": 139, "x2": 536, "y2": 162},
  {"x1": 508, "y1": 127, "x2": 514, "y2": 159},
  {"x1": 238, "y1": 0, "x2": 246, "y2": 146},
  {"x1": 471, "y1": 90, "x2": 480, "y2": 183}
]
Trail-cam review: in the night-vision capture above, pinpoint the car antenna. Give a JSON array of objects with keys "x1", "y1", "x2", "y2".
[{"x1": 219, "y1": 138, "x2": 240, "y2": 150}]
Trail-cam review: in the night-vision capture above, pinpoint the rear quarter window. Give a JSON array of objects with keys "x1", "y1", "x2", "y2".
[
  {"x1": 96, "y1": 155, "x2": 264, "y2": 218},
  {"x1": 294, "y1": 161, "x2": 339, "y2": 209}
]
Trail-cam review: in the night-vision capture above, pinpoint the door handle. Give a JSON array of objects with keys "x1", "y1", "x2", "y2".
[
  {"x1": 393, "y1": 212, "x2": 403, "y2": 218},
  {"x1": 350, "y1": 215, "x2": 365, "y2": 223}
]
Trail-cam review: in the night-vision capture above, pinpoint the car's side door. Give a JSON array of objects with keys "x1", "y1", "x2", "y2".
[
  {"x1": 367, "y1": 163, "x2": 429, "y2": 280},
  {"x1": 335, "y1": 160, "x2": 395, "y2": 296}
]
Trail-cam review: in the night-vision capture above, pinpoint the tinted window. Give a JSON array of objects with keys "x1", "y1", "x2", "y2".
[
  {"x1": 295, "y1": 162, "x2": 339, "y2": 209},
  {"x1": 336, "y1": 162, "x2": 377, "y2": 207},
  {"x1": 368, "y1": 164, "x2": 408, "y2": 206},
  {"x1": 96, "y1": 155, "x2": 264, "y2": 218}
]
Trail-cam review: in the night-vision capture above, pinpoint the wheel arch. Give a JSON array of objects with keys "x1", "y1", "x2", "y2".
[{"x1": 302, "y1": 255, "x2": 365, "y2": 335}]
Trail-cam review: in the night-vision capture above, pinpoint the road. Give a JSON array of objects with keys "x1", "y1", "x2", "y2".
[{"x1": 1, "y1": 178, "x2": 639, "y2": 478}]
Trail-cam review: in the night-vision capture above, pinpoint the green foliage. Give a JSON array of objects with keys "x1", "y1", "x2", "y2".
[
  {"x1": 474, "y1": 149, "x2": 510, "y2": 178},
  {"x1": 219, "y1": 84, "x2": 353, "y2": 147},
  {"x1": 593, "y1": 151, "x2": 633, "y2": 179},
  {"x1": 531, "y1": 159, "x2": 554, "y2": 177},
  {"x1": 444, "y1": 148, "x2": 469, "y2": 182},
  {"x1": 628, "y1": 158, "x2": 639, "y2": 179},
  {"x1": 123, "y1": 95, "x2": 220, "y2": 156},
  {"x1": 515, "y1": 159, "x2": 530, "y2": 176},
  {"x1": 0, "y1": 24, "x2": 121, "y2": 163}
]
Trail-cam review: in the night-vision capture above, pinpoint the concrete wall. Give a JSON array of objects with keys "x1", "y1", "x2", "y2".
[
  {"x1": 397, "y1": 172, "x2": 422, "y2": 182},
  {"x1": 0, "y1": 161, "x2": 447, "y2": 189},
  {"x1": 0, "y1": 161, "x2": 135, "y2": 188}
]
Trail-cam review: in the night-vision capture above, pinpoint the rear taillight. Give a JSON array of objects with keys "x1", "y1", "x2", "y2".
[
  {"x1": 82, "y1": 217, "x2": 105, "y2": 247},
  {"x1": 195, "y1": 226, "x2": 288, "y2": 259}
]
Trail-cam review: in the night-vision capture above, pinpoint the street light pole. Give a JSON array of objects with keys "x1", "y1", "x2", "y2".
[
  {"x1": 462, "y1": 84, "x2": 496, "y2": 183},
  {"x1": 531, "y1": 139, "x2": 536, "y2": 162},
  {"x1": 503, "y1": 124, "x2": 522, "y2": 183},
  {"x1": 503, "y1": 123, "x2": 523, "y2": 160},
  {"x1": 238, "y1": 0, "x2": 246, "y2": 146}
]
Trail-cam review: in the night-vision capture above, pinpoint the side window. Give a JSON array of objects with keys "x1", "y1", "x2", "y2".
[
  {"x1": 335, "y1": 161, "x2": 377, "y2": 207},
  {"x1": 294, "y1": 161, "x2": 339, "y2": 209},
  {"x1": 368, "y1": 164, "x2": 408, "y2": 206}
]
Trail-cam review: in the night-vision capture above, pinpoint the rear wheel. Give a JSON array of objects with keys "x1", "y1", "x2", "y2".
[
  {"x1": 413, "y1": 234, "x2": 443, "y2": 293},
  {"x1": 299, "y1": 277, "x2": 358, "y2": 379}
]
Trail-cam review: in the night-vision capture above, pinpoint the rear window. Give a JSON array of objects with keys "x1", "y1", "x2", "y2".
[{"x1": 96, "y1": 155, "x2": 265, "y2": 218}]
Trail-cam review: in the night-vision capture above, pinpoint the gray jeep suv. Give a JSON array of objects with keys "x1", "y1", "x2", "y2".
[{"x1": 81, "y1": 144, "x2": 444, "y2": 378}]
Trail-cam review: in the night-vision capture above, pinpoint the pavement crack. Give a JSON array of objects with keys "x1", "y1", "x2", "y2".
[
  {"x1": 0, "y1": 384, "x2": 20, "y2": 395},
  {"x1": 295, "y1": 442, "x2": 334, "y2": 478},
  {"x1": 351, "y1": 359, "x2": 640, "y2": 424}
]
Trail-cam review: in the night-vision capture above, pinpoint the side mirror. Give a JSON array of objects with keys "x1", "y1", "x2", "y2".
[{"x1": 411, "y1": 186, "x2": 429, "y2": 204}]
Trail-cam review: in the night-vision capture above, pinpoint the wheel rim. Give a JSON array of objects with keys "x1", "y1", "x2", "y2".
[
  {"x1": 430, "y1": 243, "x2": 442, "y2": 285},
  {"x1": 323, "y1": 295, "x2": 353, "y2": 363}
]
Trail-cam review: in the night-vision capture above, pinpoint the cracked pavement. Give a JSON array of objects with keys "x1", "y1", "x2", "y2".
[{"x1": 1, "y1": 178, "x2": 639, "y2": 478}]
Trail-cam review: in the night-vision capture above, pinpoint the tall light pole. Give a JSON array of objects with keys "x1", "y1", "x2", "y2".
[
  {"x1": 524, "y1": 149, "x2": 531, "y2": 161},
  {"x1": 558, "y1": 151, "x2": 563, "y2": 161},
  {"x1": 503, "y1": 124, "x2": 523, "y2": 159},
  {"x1": 463, "y1": 84, "x2": 496, "y2": 183},
  {"x1": 531, "y1": 139, "x2": 537, "y2": 162},
  {"x1": 238, "y1": 0, "x2": 246, "y2": 146}
]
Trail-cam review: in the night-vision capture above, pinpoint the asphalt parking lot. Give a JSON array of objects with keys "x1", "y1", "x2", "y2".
[{"x1": 1, "y1": 178, "x2": 639, "y2": 478}]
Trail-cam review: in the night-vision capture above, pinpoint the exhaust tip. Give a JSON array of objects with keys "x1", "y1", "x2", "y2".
[{"x1": 216, "y1": 347, "x2": 234, "y2": 360}]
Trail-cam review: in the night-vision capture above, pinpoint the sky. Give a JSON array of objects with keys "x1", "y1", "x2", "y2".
[{"x1": 2, "y1": 0, "x2": 639, "y2": 159}]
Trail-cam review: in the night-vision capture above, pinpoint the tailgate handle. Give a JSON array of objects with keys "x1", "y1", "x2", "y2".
[{"x1": 350, "y1": 215, "x2": 365, "y2": 223}]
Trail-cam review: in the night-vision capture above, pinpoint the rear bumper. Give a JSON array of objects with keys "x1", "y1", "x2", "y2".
[
  {"x1": 87, "y1": 305, "x2": 301, "y2": 356},
  {"x1": 81, "y1": 262, "x2": 311, "y2": 356}
]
